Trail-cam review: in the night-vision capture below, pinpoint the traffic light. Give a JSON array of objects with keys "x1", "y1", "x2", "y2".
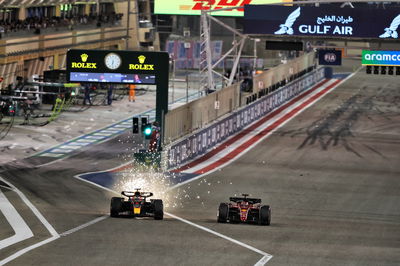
[
  {"x1": 141, "y1": 117, "x2": 148, "y2": 132},
  {"x1": 388, "y1": 66, "x2": 394, "y2": 75},
  {"x1": 381, "y1": 66, "x2": 387, "y2": 75},
  {"x1": 132, "y1": 117, "x2": 139, "y2": 133},
  {"x1": 373, "y1": 66, "x2": 379, "y2": 74},
  {"x1": 143, "y1": 123, "x2": 152, "y2": 139},
  {"x1": 366, "y1": 65, "x2": 372, "y2": 74}
]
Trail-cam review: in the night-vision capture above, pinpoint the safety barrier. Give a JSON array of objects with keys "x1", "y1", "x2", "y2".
[
  {"x1": 164, "y1": 82, "x2": 241, "y2": 144},
  {"x1": 166, "y1": 67, "x2": 326, "y2": 169},
  {"x1": 251, "y1": 52, "x2": 316, "y2": 95},
  {"x1": 164, "y1": 52, "x2": 316, "y2": 144}
]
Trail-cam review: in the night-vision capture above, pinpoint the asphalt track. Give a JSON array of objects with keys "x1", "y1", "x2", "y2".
[{"x1": 0, "y1": 70, "x2": 400, "y2": 265}]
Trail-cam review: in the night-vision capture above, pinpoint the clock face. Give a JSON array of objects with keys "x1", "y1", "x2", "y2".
[{"x1": 104, "y1": 53, "x2": 121, "y2": 70}]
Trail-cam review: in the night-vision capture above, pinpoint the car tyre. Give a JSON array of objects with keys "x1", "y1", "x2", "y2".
[
  {"x1": 217, "y1": 203, "x2": 229, "y2": 223},
  {"x1": 153, "y1": 199, "x2": 163, "y2": 220},
  {"x1": 259, "y1": 205, "x2": 271, "y2": 226},
  {"x1": 110, "y1": 197, "x2": 123, "y2": 217}
]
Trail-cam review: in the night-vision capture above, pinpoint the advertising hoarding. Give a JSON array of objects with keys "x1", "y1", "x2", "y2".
[
  {"x1": 244, "y1": 5, "x2": 400, "y2": 39},
  {"x1": 66, "y1": 49, "x2": 168, "y2": 84},
  {"x1": 154, "y1": 0, "x2": 292, "y2": 17},
  {"x1": 318, "y1": 50, "x2": 342, "y2": 66},
  {"x1": 362, "y1": 50, "x2": 400, "y2": 66},
  {"x1": 67, "y1": 49, "x2": 170, "y2": 128}
]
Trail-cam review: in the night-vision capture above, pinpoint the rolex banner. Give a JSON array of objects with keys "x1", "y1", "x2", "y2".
[
  {"x1": 66, "y1": 49, "x2": 169, "y2": 84},
  {"x1": 244, "y1": 5, "x2": 400, "y2": 39}
]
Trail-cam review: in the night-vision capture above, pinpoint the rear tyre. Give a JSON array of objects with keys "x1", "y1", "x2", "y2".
[
  {"x1": 153, "y1": 200, "x2": 163, "y2": 220},
  {"x1": 217, "y1": 203, "x2": 229, "y2": 223},
  {"x1": 110, "y1": 197, "x2": 123, "y2": 217},
  {"x1": 259, "y1": 205, "x2": 271, "y2": 226}
]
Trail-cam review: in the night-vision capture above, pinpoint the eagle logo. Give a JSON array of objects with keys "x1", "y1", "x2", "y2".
[
  {"x1": 379, "y1": 14, "x2": 400, "y2": 38},
  {"x1": 274, "y1": 7, "x2": 301, "y2": 35}
]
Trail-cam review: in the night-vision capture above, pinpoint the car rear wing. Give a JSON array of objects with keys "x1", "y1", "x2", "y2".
[
  {"x1": 229, "y1": 197, "x2": 261, "y2": 204},
  {"x1": 122, "y1": 191, "x2": 154, "y2": 198}
]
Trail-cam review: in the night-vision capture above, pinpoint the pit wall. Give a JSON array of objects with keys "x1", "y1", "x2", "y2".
[
  {"x1": 164, "y1": 52, "x2": 316, "y2": 144},
  {"x1": 167, "y1": 67, "x2": 326, "y2": 169}
]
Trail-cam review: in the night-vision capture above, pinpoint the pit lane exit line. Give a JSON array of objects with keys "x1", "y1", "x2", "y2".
[
  {"x1": 0, "y1": 189, "x2": 33, "y2": 250},
  {"x1": 0, "y1": 176, "x2": 60, "y2": 266}
]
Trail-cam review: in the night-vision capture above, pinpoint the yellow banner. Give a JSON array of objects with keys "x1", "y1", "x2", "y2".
[{"x1": 154, "y1": 0, "x2": 293, "y2": 17}]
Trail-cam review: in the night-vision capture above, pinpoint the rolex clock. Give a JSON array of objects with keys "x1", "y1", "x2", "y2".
[{"x1": 104, "y1": 53, "x2": 121, "y2": 70}]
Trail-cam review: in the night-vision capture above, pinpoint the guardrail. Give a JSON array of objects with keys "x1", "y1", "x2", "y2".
[
  {"x1": 166, "y1": 67, "x2": 326, "y2": 169},
  {"x1": 164, "y1": 52, "x2": 316, "y2": 145}
]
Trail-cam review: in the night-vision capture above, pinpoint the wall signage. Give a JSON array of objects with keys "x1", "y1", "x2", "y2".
[
  {"x1": 362, "y1": 50, "x2": 400, "y2": 66},
  {"x1": 318, "y1": 50, "x2": 342, "y2": 66},
  {"x1": 66, "y1": 49, "x2": 168, "y2": 84},
  {"x1": 244, "y1": 5, "x2": 400, "y2": 39},
  {"x1": 154, "y1": 0, "x2": 292, "y2": 17},
  {"x1": 67, "y1": 49, "x2": 169, "y2": 128}
]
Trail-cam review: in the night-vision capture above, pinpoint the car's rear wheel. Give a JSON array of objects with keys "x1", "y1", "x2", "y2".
[
  {"x1": 110, "y1": 197, "x2": 123, "y2": 217},
  {"x1": 259, "y1": 205, "x2": 271, "y2": 226},
  {"x1": 217, "y1": 203, "x2": 229, "y2": 223},
  {"x1": 153, "y1": 200, "x2": 163, "y2": 220}
]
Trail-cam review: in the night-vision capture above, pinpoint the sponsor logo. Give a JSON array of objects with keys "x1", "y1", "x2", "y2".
[
  {"x1": 274, "y1": 7, "x2": 300, "y2": 35},
  {"x1": 362, "y1": 50, "x2": 400, "y2": 66},
  {"x1": 71, "y1": 53, "x2": 97, "y2": 69},
  {"x1": 379, "y1": 14, "x2": 400, "y2": 38},
  {"x1": 129, "y1": 55, "x2": 155, "y2": 71},
  {"x1": 275, "y1": 7, "x2": 355, "y2": 36},
  {"x1": 324, "y1": 53, "x2": 337, "y2": 62},
  {"x1": 191, "y1": 0, "x2": 252, "y2": 12}
]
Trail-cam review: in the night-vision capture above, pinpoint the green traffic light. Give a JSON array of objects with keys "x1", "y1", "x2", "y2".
[{"x1": 144, "y1": 127, "x2": 152, "y2": 136}]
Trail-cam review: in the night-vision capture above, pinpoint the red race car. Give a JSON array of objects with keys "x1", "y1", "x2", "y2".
[{"x1": 217, "y1": 194, "x2": 271, "y2": 225}]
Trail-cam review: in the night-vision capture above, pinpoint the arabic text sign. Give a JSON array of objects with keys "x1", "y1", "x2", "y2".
[
  {"x1": 362, "y1": 50, "x2": 400, "y2": 66},
  {"x1": 244, "y1": 5, "x2": 400, "y2": 39},
  {"x1": 154, "y1": 0, "x2": 292, "y2": 16}
]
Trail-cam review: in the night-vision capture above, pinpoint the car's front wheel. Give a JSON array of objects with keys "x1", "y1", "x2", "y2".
[
  {"x1": 217, "y1": 203, "x2": 229, "y2": 223},
  {"x1": 110, "y1": 197, "x2": 123, "y2": 217},
  {"x1": 259, "y1": 205, "x2": 271, "y2": 226}
]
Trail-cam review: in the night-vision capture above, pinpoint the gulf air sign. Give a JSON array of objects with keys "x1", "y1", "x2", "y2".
[
  {"x1": 362, "y1": 50, "x2": 400, "y2": 66},
  {"x1": 244, "y1": 5, "x2": 400, "y2": 39},
  {"x1": 154, "y1": 0, "x2": 293, "y2": 17}
]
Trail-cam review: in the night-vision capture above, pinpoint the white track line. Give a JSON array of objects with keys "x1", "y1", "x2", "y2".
[
  {"x1": 0, "y1": 176, "x2": 60, "y2": 266},
  {"x1": 0, "y1": 189, "x2": 33, "y2": 250},
  {"x1": 166, "y1": 212, "x2": 273, "y2": 264},
  {"x1": 60, "y1": 215, "x2": 108, "y2": 237}
]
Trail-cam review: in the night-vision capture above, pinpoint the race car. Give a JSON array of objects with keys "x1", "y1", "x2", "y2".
[
  {"x1": 110, "y1": 189, "x2": 163, "y2": 220},
  {"x1": 217, "y1": 194, "x2": 271, "y2": 225}
]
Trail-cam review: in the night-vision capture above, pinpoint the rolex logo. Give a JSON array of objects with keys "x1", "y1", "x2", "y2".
[
  {"x1": 138, "y1": 55, "x2": 146, "y2": 64},
  {"x1": 81, "y1": 53, "x2": 88, "y2": 62}
]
